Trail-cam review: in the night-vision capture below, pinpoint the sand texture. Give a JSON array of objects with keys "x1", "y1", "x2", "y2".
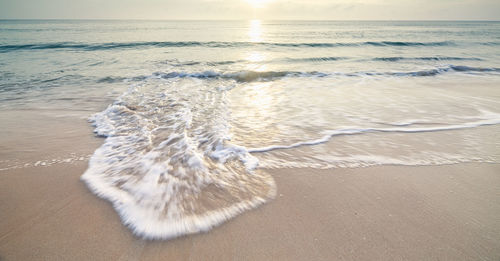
[{"x1": 1, "y1": 161, "x2": 499, "y2": 261}]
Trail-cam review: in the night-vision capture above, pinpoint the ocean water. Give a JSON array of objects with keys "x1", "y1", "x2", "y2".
[{"x1": 1, "y1": 20, "x2": 500, "y2": 239}]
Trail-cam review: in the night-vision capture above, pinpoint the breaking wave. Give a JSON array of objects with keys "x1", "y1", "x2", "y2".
[{"x1": 97, "y1": 65, "x2": 500, "y2": 84}]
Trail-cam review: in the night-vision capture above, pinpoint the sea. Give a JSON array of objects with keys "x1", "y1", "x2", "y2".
[{"x1": 1, "y1": 20, "x2": 499, "y2": 239}]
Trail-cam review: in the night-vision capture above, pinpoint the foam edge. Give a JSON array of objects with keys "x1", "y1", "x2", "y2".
[{"x1": 80, "y1": 168, "x2": 276, "y2": 240}]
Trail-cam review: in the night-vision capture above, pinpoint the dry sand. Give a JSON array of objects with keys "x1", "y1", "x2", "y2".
[{"x1": 1, "y1": 160, "x2": 499, "y2": 261}]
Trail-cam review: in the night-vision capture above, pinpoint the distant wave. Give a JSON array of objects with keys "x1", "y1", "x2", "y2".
[
  {"x1": 162, "y1": 56, "x2": 482, "y2": 67},
  {"x1": 284, "y1": 56, "x2": 348, "y2": 62},
  {"x1": 0, "y1": 40, "x2": 458, "y2": 52},
  {"x1": 363, "y1": 41, "x2": 453, "y2": 47},
  {"x1": 163, "y1": 59, "x2": 245, "y2": 67},
  {"x1": 372, "y1": 57, "x2": 482, "y2": 62},
  {"x1": 386, "y1": 65, "x2": 500, "y2": 76},
  {"x1": 96, "y1": 75, "x2": 148, "y2": 83},
  {"x1": 481, "y1": 42, "x2": 500, "y2": 46}
]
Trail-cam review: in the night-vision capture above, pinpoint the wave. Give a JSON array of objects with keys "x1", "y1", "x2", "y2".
[
  {"x1": 481, "y1": 42, "x2": 500, "y2": 46},
  {"x1": 364, "y1": 41, "x2": 453, "y2": 47},
  {"x1": 163, "y1": 57, "x2": 347, "y2": 67},
  {"x1": 163, "y1": 56, "x2": 482, "y2": 68},
  {"x1": 372, "y1": 56, "x2": 482, "y2": 62},
  {"x1": 284, "y1": 56, "x2": 347, "y2": 62},
  {"x1": 95, "y1": 65, "x2": 500, "y2": 84},
  {"x1": 82, "y1": 71, "x2": 500, "y2": 239},
  {"x1": 147, "y1": 65, "x2": 500, "y2": 82},
  {"x1": 248, "y1": 113, "x2": 500, "y2": 153},
  {"x1": 96, "y1": 75, "x2": 148, "y2": 83},
  {"x1": 81, "y1": 81, "x2": 275, "y2": 239},
  {"x1": 153, "y1": 70, "x2": 311, "y2": 81},
  {"x1": 387, "y1": 65, "x2": 500, "y2": 76},
  {"x1": 152, "y1": 70, "x2": 328, "y2": 82},
  {"x1": 162, "y1": 59, "x2": 244, "y2": 67},
  {"x1": 0, "y1": 40, "x2": 457, "y2": 52}
]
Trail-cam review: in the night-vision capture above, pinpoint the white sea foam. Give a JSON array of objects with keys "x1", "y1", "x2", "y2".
[
  {"x1": 81, "y1": 78, "x2": 275, "y2": 239},
  {"x1": 81, "y1": 70, "x2": 500, "y2": 240},
  {"x1": 0, "y1": 154, "x2": 91, "y2": 172},
  {"x1": 248, "y1": 111, "x2": 500, "y2": 153},
  {"x1": 256, "y1": 151, "x2": 494, "y2": 170}
]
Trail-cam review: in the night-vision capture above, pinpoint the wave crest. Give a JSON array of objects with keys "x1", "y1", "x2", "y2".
[{"x1": 148, "y1": 65, "x2": 500, "y2": 82}]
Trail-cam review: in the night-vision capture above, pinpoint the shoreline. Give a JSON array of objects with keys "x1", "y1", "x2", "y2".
[
  {"x1": 1, "y1": 161, "x2": 499, "y2": 260},
  {"x1": 2, "y1": 19, "x2": 500, "y2": 261}
]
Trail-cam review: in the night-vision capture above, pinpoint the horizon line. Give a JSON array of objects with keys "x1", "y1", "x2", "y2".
[{"x1": 0, "y1": 18, "x2": 499, "y2": 22}]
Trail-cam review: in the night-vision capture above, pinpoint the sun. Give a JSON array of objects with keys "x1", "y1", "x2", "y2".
[{"x1": 245, "y1": 0, "x2": 273, "y2": 8}]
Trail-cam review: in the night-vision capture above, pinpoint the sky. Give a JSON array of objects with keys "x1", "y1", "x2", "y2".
[{"x1": 0, "y1": 0, "x2": 499, "y2": 20}]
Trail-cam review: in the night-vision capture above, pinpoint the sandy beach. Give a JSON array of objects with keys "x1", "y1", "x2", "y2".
[
  {"x1": 1, "y1": 148, "x2": 499, "y2": 260},
  {"x1": 1, "y1": 19, "x2": 500, "y2": 261}
]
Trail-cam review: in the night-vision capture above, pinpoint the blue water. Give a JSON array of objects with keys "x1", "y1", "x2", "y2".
[{"x1": 1, "y1": 20, "x2": 500, "y2": 239}]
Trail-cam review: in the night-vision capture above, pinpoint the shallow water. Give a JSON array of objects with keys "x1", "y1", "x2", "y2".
[{"x1": 1, "y1": 20, "x2": 500, "y2": 239}]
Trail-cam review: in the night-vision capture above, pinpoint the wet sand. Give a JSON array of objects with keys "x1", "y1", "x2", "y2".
[
  {"x1": 1, "y1": 159, "x2": 499, "y2": 260},
  {"x1": 0, "y1": 108, "x2": 499, "y2": 260}
]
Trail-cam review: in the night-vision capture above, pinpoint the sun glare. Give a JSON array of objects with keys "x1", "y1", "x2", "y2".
[{"x1": 248, "y1": 19, "x2": 262, "y2": 42}]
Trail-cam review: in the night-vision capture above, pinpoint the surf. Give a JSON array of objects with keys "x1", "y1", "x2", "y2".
[{"x1": 81, "y1": 78, "x2": 276, "y2": 239}]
